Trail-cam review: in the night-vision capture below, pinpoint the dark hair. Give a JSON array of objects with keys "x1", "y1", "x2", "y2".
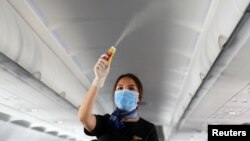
[{"x1": 112, "y1": 73, "x2": 143, "y2": 101}]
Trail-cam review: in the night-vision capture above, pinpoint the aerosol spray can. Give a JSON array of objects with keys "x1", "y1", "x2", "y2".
[{"x1": 103, "y1": 46, "x2": 116, "y2": 63}]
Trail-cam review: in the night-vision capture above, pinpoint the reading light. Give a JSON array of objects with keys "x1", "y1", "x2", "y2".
[{"x1": 218, "y1": 35, "x2": 229, "y2": 49}]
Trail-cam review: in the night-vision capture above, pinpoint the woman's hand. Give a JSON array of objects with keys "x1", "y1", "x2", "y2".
[{"x1": 92, "y1": 54, "x2": 111, "y2": 87}]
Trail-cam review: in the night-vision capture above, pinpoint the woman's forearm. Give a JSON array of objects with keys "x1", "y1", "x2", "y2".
[
  {"x1": 78, "y1": 84, "x2": 100, "y2": 131},
  {"x1": 78, "y1": 53, "x2": 110, "y2": 131}
]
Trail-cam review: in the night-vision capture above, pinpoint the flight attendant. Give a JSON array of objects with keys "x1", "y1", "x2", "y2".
[{"x1": 78, "y1": 54, "x2": 159, "y2": 141}]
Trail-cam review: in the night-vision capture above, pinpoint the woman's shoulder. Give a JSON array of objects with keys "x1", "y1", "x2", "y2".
[
  {"x1": 138, "y1": 117, "x2": 156, "y2": 129},
  {"x1": 139, "y1": 117, "x2": 155, "y2": 125},
  {"x1": 136, "y1": 117, "x2": 158, "y2": 140},
  {"x1": 95, "y1": 113, "x2": 110, "y2": 121}
]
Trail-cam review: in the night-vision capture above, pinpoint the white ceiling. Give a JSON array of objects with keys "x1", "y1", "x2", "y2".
[
  {"x1": 0, "y1": 0, "x2": 250, "y2": 141},
  {"x1": 7, "y1": 0, "x2": 214, "y2": 125}
]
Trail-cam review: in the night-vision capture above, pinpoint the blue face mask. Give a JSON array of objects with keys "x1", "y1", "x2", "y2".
[{"x1": 114, "y1": 89, "x2": 138, "y2": 111}]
